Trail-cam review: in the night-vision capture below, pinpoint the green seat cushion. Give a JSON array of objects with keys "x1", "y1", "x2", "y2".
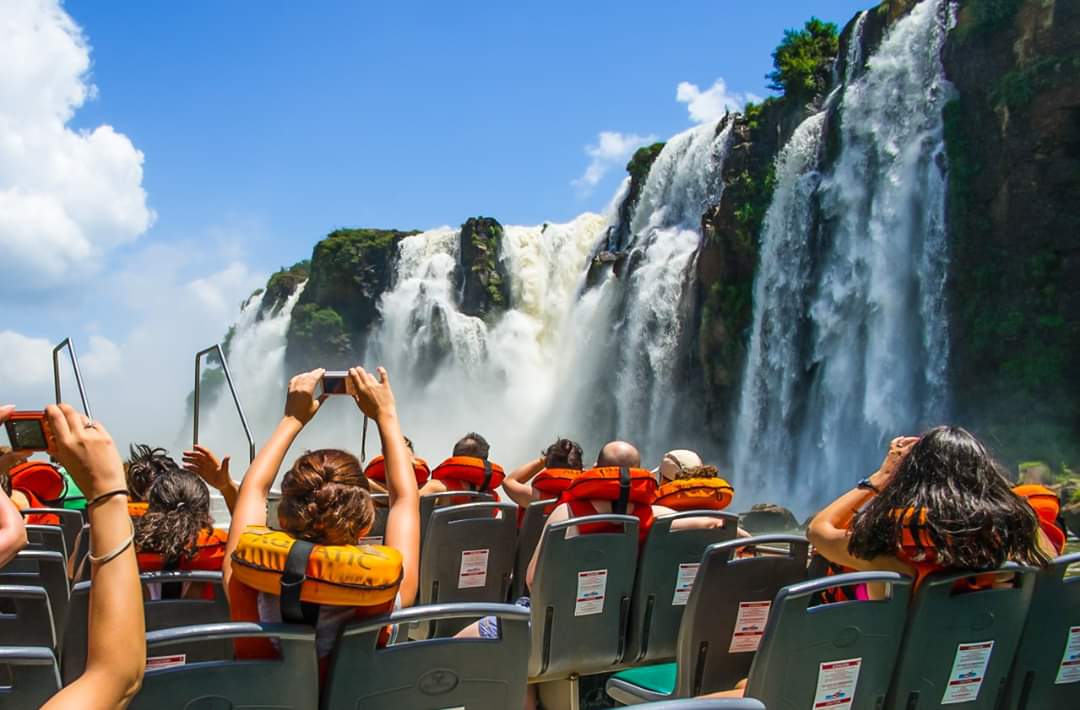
[{"x1": 611, "y1": 662, "x2": 676, "y2": 695}]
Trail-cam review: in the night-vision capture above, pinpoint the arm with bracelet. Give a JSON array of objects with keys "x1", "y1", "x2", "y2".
[
  {"x1": 42, "y1": 404, "x2": 144, "y2": 709},
  {"x1": 0, "y1": 406, "x2": 28, "y2": 566}
]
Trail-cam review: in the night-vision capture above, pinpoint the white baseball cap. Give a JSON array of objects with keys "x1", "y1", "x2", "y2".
[{"x1": 652, "y1": 449, "x2": 703, "y2": 481}]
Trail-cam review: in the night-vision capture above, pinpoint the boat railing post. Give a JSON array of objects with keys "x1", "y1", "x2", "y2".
[
  {"x1": 194, "y1": 344, "x2": 256, "y2": 464},
  {"x1": 52, "y1": 338, "x2": 93, "y2": 421}
]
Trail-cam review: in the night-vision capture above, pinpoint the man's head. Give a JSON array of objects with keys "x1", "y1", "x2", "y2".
[
  {"x1": 654, "y1": 449, "x2": 703, "y2": 482},
  {"x1": 596, "y1": 440, "x2": 641, "y2": 468},
  {"x1": 453, "y1": 432, "x2": 490, "y2": 460}
]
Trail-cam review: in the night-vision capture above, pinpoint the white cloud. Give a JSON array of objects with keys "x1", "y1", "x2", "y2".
[
  {"x1": 676, "y1": 78, "x2": 762, "y2": 124},
  {"x1": 572, "y1": 131, "x2": 658, "y2": 196},
  {"x1": 0, "y1": 0, "x2": 154, "y2": 291}
]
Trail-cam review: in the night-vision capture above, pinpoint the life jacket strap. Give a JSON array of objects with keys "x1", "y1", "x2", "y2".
[
  {"x1": 280, "y1": 540, "x2": 319, "y2": 625},
  {"x1": 614, "y1": 466, "x2": 631, "y2": 515},
  {"x1": 481, "y1": 459, "x2": 493, "y2": 491}
]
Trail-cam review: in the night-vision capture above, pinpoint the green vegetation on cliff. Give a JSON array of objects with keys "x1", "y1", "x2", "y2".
[
  {"x1": 627, "y1": 143, "x2": 665, "y2": 185},
  {"x1": 458, "y1": 217, "x2": 511, "y2": 319},
  {"x1": 259, "y1": 260, "x2": 310, "y2": 318},
  {"x1": 285, "y1": 227, "x2": 418, "y2": 370},
  {"x1": 767, "y1": 18, "x2": 840, "y2": 102}
]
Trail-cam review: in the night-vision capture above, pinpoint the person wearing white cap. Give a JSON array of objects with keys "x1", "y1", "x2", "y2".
[{"x1": 652, "y1": 449, "x2": 704, "y2": 483}]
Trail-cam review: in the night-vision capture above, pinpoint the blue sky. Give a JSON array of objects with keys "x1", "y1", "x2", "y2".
[
  {"x1": 1, "y1": 0, "x2": 871, "y2": 447},
  {"x1": 67, "y1": 0, "x2": 870, "y2": 271}
]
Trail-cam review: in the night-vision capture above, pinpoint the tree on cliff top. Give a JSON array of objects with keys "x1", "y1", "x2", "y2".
[{"x1": 767, "y1": 18, "x2": 840, "y2": 100}]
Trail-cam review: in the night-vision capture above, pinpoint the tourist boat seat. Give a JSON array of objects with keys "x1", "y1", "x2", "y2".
[
  {"x1": 608, "y1": 534, "x2": 809, "y2": 703},
  {"x1": 886, "y1": 565, "x2": 1036, "y2": 710},
  {"x1": 23, "y1": 525, "x2": 67, "y2": 560},
  {"x1": 0, "y1": 551, "x2": 69, "y2": 644},
  {"x1": 0, "y1": 646, "x2": 61, "y2": 710},
  {"x1": 324, "y1": 602, "x2": 530, "y2": 710},
  {"x1": 129, "y1": 622, "x2": 317, "y2": 709},
  {"x1": 19, "y1": 509, "x2": 83, "y2": 560},
  {"x1": 418, "y1": 490, "x2": 494, "y2": 548},
  {"x1": 510, "y1": 499, "x2": 554, "y2": 601},
  {"x1": 0, "y1": 585, "x2": 56, "y2": 651},
  {"x1": 412, "y1": 501, "x2": 517, "y2": 639},
  {"x1": 625, "y1": 511, "x2": 739, "y2": 666}
]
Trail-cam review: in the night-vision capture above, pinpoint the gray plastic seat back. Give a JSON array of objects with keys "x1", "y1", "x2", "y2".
[
  {"x1": 0, "y1": 551, "x2": 69, "y2": 641},
  {"x1": 61, "y1": 571, "x2": 232, "y2": 684},
  {"x1": 419, "y1": 490, "x2": 494, "y2": 547},
  {"x1": 0, "y1": 585, "x2": 56, "y2": 649},
  {"x1": 129, "y1": 622, "x2": 317, "y2": 709},
  {"x1": 628, "y1": 511, "x2": 740, "y2": 664},
  {"x1": 745, "y1": 571, "x2": 912, "y2": 710},
  {"x1": 528, "y1": 513, "x2": 639, "y2": 680},
  {"x1": 670, "y1": 535, "x2": 809, "y2": 695},
  {"x1": 23, "y1": 525, "x2": 67, "y2": 560},
  {"x1": 886, "y1": 565, "x2": 1037, "y2": 710},
  {"x1": 323, "y1": 602, "x2": 530, "y2": 710},
  {"x1": 1001, "y1": 553, "x2": 1080, "y2": 709},
  {"x1": 1004, "y1": 553, "x2": 1080, "y2": 708},
  {"x1": 416, "y1": 501, "x2": 518, "y2": 638},
  {"x1": 511, "y1": 499, "x2": 554, "y2": 600},
  {"x1": 0, "y1": 647, "x2": 61, "y2": 710},
  {"x1": 21, "y1": 509, "x2": 82, "y2": 557}
]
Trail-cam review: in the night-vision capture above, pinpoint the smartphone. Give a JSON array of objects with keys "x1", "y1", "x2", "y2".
[
  {"x1": 321, "y1": 371, "x2": 353, "y2": 396},
  {"x1": 3, "y1": 411, "x2": 54, "y2": 452}
]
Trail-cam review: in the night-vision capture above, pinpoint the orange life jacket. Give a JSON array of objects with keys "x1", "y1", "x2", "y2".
[
  {"x1": 228, "y1": 526, "x2": 401, "y2": 669},
  {"x1": 894, "y1": 507, "x2": 1001, "y2": 592},
  {"x1": 137, "y1": 528, "x2": 228, "y2": 573},
  {"x1": 654, "y1": 476, "x2": 734, "y2": 511},
  {"x1": 532, "y1": 468, "x2": 582, "y2": 499},
  {"x1": 9, "y1": 462, "x2": 64, "y2": 525},
  {"x1": 364, "y1": 455, "x2": 431, "y2": 487},
  {"x1": 128, "y1": 501, "x2": 149, "y2": 518},
  {"x1": 432, "y1": 456, "x2": 505, "y2": 503},
  {"x1": 559, "y1": 466, "x2": 658, "y2": 546},
  {"x1": 1013, "y1": 484, "x2": 1066, "y2": 554}
]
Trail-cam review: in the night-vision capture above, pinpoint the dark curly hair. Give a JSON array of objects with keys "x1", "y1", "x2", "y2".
[
  {"x1": 127, "y1": 444, "x2": 179, "y2": 501},
  {"x1": 848, "y1": 426, "x2": 1050, "y2": 570},
  {"x1": 453, "y1": 432, "x2": 490, "y2": 460},
  {"x1": 674, "y1": 464, "x2": 721, "y2": 481},
  {"x1": 543, "y1": 438, "x2": 584, "y2": 470},
  {"x1": 277, "y1": 449, "x2": 374, "y2": 545},
  {"x1": 134, "y1": 469, "x2": 214, "y2": 565}
]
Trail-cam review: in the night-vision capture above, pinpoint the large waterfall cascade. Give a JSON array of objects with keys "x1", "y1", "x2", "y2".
[
  {"x1": 205, "y1": 0, "x2": 956, "y2": 512},
  {"x1": 734, "y1": 0, "x2": 955, "y2": 506}
]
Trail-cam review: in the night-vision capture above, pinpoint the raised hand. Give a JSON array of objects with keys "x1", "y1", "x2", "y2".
[
  {"x1": 872, "y1": 435, "x2": 920, "y2": 489},
  {"x1": 283, "y1": 368, "x2": 326, "y2": 425},
  {"x1": 347, "y1": 366, "x2": 397, "y2": 421},
  {"x1": 44, "y1": 404, "x2": 126, "y2": 501},
  {"x1": 183, "y1": 444, "x2": 231, "y2": 491}
]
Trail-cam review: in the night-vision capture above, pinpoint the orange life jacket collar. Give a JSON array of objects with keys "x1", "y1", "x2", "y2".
[
  {"x1": 655, "y1": 477, "x2": 734, "y2": 511},
  {"x1": 431, "y1": 456, "x2": 505, "y2": 492},
  {"x1": 532, "y1": 468, "x2": 582, "y2": 499},
  {"x1": 364, "y1": 455, "x2": 431, "y2": 486}
]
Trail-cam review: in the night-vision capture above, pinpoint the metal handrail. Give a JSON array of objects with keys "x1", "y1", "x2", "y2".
[
  {"x1": 193, "y1": 344, "x2": 255, "y2": 463},
  {"x1": 52, "y1": 338, "x2": 92, "y2": 420}
]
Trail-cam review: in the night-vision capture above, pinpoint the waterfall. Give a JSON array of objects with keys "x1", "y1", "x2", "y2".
[{"x1": 734, "y1": 0, "x2": 954, "y2": 507}]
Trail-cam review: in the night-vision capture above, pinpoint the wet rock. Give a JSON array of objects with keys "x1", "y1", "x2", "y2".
[{"x1": 457, "y1": 217, "x2": 511, "y2": 319}]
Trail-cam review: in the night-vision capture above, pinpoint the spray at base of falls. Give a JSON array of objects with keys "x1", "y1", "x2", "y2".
[{"x1": 734, "y1": 0, "x2": 954, "y2": 508}]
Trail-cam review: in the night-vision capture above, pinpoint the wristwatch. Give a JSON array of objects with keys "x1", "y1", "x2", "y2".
[{"x1": 856, "y1": 477, "x2": 879, "y2": 493}]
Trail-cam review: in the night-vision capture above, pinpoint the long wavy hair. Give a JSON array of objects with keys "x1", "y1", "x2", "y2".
[
  {"x1": 134, "y1": 469, "x2": 214, "y2": 565},
  {"x1": 849, "y1": 426, "x2": 1050, "y2": 570},
  {"x1": 277, "y1": 449, "x2": 374, "y2": 545}
]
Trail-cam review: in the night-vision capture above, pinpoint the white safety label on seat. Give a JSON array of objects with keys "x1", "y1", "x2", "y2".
[
  {"x1": 575, "y1": 569, "x2": 608, "y2": 616},
  {"x1": 1055, "y1": 626, "x2": 1080, "y2": 684},
  {"x1": 941, "y1": 641, "x2": 994, "y2": 704},
  {"x1": 728, "y1": 601, "x2": 771, "y2": 653},
  {"x1": 359, "y1": 536, "x2": 384, "y2": 546},
  {"x1": 671, "y1": 563, "x2": 699, "y2": 606},
  {"x1": 812, "y1": 657, "x2": 861, "y2": 709},
  {"x1": 146, "y1": 654, "x2": 185, "y2": 670},
  {"x1": 458, "y1": 548, "x2": 490, "y2": 589}
]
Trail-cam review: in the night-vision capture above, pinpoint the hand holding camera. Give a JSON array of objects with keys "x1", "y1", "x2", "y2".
[{"x1": 43, "y1": 404, "x2": 125, "y2": 501}]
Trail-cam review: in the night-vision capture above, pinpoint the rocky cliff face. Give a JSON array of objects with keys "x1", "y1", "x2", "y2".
[
  {"x1": 943, "y1": 0, "x2": 1080, "y2": 468},
  {"x1": 284, "y1": 228, "x2": 418, "y2": 372},
  {"x1": 456, "y1": 217, "x2": 511, "y2": 319}
]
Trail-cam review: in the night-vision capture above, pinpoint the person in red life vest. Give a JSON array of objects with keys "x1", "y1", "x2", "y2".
[
  {"x1": 125, "y1": 444, "x2": 178, "y2": 518},
  {"x1": 1012, "y1": 484, "x2": 1067, "y2": 555},
  {"x1": 501, "y1": 437, "x2": 584, "y2": 509},
  {"x1": 703, "y1": 428, "x2": 1054, "y2": 702},
  {"x1": 2, "y1": 456, "x2": 65, "y2": 524},
  {"x1": 420, "y1": 432, "x2": 505, "y2": 503},
  {"x1": 134, "y1": 468, "x2": 228, "y2": 599},
  {"x1": 0, "y1": 407, "x2": 28, "y2": 567},
  {"x1": 222, "y1": 367, "x2": 420, "y2": 684},
  {"x1": 364, "y1": 435, "x2": 430, "y2": 494},
  {"x1": 182, "y1": 444, "x2": 241, "y2": 515}
]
